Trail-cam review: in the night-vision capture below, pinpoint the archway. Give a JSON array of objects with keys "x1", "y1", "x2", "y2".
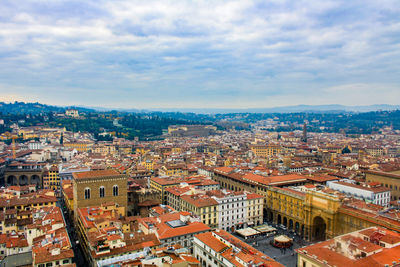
[
  {"x1": 295, "y1": 222, "x2": 300, "y2": 233},
  {"x1": 313, "y1": 216, "x2": 327, "y2": 241},
  {"x1": 277, "y1": 214, "x2": 282, "y2": 225},
  {"x1": 7, "y1": 175, "x2": 17, "y2": 186},
  {"x1": 289, "y1": 219, "x2": 294, "y2": 231},
  {"x1": 283, "y1": 217, "x2": 288, "y2": 228},
  {"x1": 19, "y1": 175, "x2": 29, "y2": 186},
  {"x1": 267, "y1": 210, "x2": 273, "y2": 222},
  {"x1": 30, "y1": 175, "x2": 41, "y2": 187}
]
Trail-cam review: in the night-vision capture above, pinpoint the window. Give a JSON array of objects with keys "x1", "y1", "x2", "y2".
[
  {"x1": 113, "y1": 185, "x2": 119, "y2": 196},
  {"x1": 84, "y1": 188, "x2": 91, "y2": 199},
  {"x1": 99, "y1": 186, "x2": 105, "y2": 198}
]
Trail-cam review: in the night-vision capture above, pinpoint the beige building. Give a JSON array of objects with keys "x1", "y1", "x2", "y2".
[
  {"x1": 180, "y1": 194, "x2": 219, "y2": 229},
  {"x1": 93, "y1": 143, "x2": 116, "y2": 155},
  {"x1": 165, "y1": 186, "x2": 263, "y2": 230},
  {"x1": 365, "y1": 170, "x2": 400, "y2": 201},
  {"x1": 65, "y1": 109, "x2": 79, "y2": 117},
  {"x1": 72, "y1": 169, "x2": 128, "y2": 218},
  {"x1": 64, "y1": 141, "x2": 93, "y2": 153},
  {"x1": 251, "y1": 144, "x2": 282, "y2": 158}
]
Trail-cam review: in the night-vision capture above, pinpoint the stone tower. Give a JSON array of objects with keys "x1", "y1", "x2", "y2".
[{"x1": 302, "y1": 123, "x2": 307, "y2": 143}]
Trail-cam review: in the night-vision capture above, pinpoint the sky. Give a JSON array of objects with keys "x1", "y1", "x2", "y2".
[{"x1": 0, "y1": 0, "x2": 400, "y2": 109}]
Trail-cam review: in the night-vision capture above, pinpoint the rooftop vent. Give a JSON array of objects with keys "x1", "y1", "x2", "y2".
[
  {"x1": 166, "y1": 220, "x2": 187, "y2": 228},
  {"x1": 51, "y1": 248, "x2": 60, "y2": 256}
]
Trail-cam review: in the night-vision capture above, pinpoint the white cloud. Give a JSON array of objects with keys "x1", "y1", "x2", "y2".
[{"x1": 0, "y1": 0, "x2": 399, "y2": 108}]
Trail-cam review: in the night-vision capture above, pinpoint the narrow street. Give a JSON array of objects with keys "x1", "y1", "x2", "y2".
[{"x1": 57, "y1": 198, "x2": 88, "y2": 267}]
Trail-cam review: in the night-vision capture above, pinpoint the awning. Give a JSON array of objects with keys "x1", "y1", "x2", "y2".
[{"x1": 274, "y1": 235, "x2": 292, "y2": 243}]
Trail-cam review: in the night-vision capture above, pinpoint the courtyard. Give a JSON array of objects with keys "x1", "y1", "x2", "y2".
[{"x1": 233, "y1": 223, "x2": 312, "y2": 267}]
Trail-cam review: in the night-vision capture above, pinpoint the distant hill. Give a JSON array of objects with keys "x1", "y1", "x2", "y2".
[
  {"x1": 1, "y1": 101, "x2": 399, "y2": 136},
  {"x1": 146, "y1": 104, "x2": 400, "y2": 114},
  {"x1": 0, "y1": 102, "x2": 95, "y2": 114},
  {"x1": 1, "y1": 101, "x2": 399, "y2": 115}
]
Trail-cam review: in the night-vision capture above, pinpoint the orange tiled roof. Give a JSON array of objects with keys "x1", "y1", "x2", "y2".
[
  {"x1": 297, "y1": 228, "x2": 400, "y2": 267},
  {"x1": 157, "y1": 221, "x2": 210, "y2": 240},
  {"x1": 195, "y1": 230, "x2": 283, "y2": 267},
  {"x1": 180, "y1": 194, "x2": 218, "y2": 208},
  {"x1": 243, "y1": 173, "x2": 307, "y2": 186},
  {"x1": 214, "y1": 166, "x2": 234, "y2": 174},
  {"x1": 73, "y1": 169, "x2": 121, "y2": 179},
  {"x1": 246, "y1": 192, "x2": 264, "y2": 199},
  {"x1": 195, "y1": 232, "x2": 228, "y2": 252}
]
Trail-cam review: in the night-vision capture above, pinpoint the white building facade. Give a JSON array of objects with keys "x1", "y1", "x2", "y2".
[
  {"x1": 327, "y1": 181, "x2": 391, "y2": 206},
  {"x1": 213, "y1": 190, "x2": 247, "y2": 231}
]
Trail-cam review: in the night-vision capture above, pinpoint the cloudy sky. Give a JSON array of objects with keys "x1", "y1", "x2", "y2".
[{"x1": 1, "y1": 0, "x2": 399, "y2": 109}]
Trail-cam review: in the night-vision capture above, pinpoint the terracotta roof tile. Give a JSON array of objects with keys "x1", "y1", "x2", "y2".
[{"x1": 73, "y1": 169, "x2": 122, "y2": 179}]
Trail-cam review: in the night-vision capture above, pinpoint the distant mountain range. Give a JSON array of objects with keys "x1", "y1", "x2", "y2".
[
  {"x1": 1, "y1": 102, "x2": 399, "y2": 115},
  {"x1": 125, "y1": 104, "x2": 400, "y2": 114}
]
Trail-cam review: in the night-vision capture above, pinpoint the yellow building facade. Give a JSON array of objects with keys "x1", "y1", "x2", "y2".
[
  {"x1": 43, "y1": 164, "x2": 60, "y2": 192},
  {"x1": 150, "y1": 177, "x2": 192, "y2": 203},
  {"x1": 144, "y1": 160, "x2": 155, "y2": 171},
  {"x1": 264, "y1": 187, "x2": 306, "y2": 235},
  {"x1": 365, "y1": 170, "x2": 400, "y2": 201},
  {"x1": 64, "y1": 141, "x2": 93, "y2": 152},
  {"x1": 214, "y1": 170, "x2": 400, "y2": 242},
  {"x1": 180, "y1": 196, "x2": 219, "y2": 229},
  {"x1": 251, "y1": 144, "x2": 282, "y2": 158},
  {"x1": 159, "y1": 164, "x2": 188, "y2": 176}
]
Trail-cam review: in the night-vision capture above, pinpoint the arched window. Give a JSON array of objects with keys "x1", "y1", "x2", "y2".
[
  {"x1": 84, "y1": 188, "x2": 91, "y2": 199},
  {"x1": 99, "y1": 186, "x2": 105, "y2": 198},
  {"x1": 113, "y1": 185, "x2": 119, "y2": 196}
]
